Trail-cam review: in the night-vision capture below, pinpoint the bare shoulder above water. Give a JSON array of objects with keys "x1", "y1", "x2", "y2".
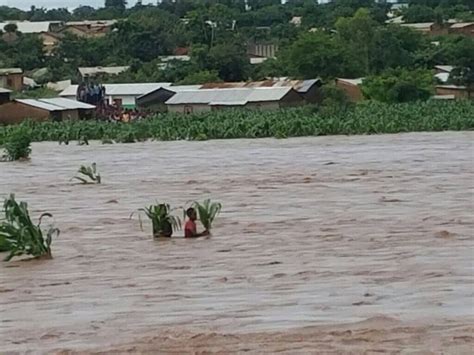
[{"x1": 0, "y1": 132, "x2": 473, "y2": 353}]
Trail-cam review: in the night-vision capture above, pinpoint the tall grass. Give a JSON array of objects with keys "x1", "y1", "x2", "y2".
[{"x1": 0, "y1": 101, "x2": 472, "y2": 144}]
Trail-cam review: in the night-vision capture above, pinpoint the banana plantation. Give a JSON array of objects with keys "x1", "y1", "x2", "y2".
[{"x1": 1, "y1": 100, "x2": 473, "y2": 145}]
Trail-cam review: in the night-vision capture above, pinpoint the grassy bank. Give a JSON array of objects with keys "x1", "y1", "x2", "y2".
[{"x1": 1, "y1": 100, "x2": 473, "y2": 145}]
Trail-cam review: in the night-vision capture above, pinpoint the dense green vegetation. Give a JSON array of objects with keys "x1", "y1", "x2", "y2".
[
  {"x1": 0, "y1": 194, "x2": 59, "y2": 261},
  {"x1": 1, "y1": 0, "x2": 473, "y2": 99},
  {"x1": 1, "y1": 126, "x2": 32, "y2": 161},
  {"x1": 0, "y1": 101, "x2": 472, "y2": 145}
]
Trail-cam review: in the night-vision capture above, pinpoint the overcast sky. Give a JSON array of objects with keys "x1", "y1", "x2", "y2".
[{"x1": 0, "y1": 1, "x2": 155, "y2": 10}]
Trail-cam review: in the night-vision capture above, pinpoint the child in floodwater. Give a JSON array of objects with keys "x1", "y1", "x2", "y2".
[{"x1": 184, "y1": 207, "x2": 209, "y2": 238}]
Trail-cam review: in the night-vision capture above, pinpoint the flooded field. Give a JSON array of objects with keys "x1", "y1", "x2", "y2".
[{"x1": 1, "y1": 132, "x2": 473, "y2": 353}]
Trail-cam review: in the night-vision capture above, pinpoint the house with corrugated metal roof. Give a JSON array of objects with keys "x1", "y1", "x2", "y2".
[
  {"x1": 165, "y1": 87, "x2": 304, "y2": 114},
  {"x1": 335, "y1": 78, "x2": 365, "y2": 102},
  {"x1": 0, "y1": 68, "x2": 23, "y2": 91},
  {"x1": 0, "y1": 97, "x2": 95, "y2": 124},
  {"x1": 448, "y1": 22, "x2": 474, "y2": 37},
  {"x1": 201, "y1": 79, "x2": 323, "y2": 104},
  {"x1": 60, "y1": 83, "x2": 172, "y2": 108},
  {"x1": 400, "y1": 22, "x2": 447, "y2": 35},
  {"x1": 136, "y1": 85, "x2": 202, "y2": 111}
]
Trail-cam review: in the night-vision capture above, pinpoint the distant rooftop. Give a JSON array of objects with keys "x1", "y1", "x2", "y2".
[
  {"x1": 60, "y1": 83, "x2": 172, "y2": 97},
  {"x1": 434, "y1": 65, "x2": 454, "y2": 73},
  {"x1": 201, "y1": 79, "x2": 321, "y2": 93},
  {"x1": 336, "y1": 78, "x2": 364, "y2": 86},
  {"x1": 0, "y1": 68, "x2": 23, "y2": 75},
  {"x1": 66, "y1": 20, "x2": 117, "y2": 27},
  {"x1": 166, "y1": 87, "x2": 293, "y2": 106},
  {"x1": 16, "y1": 98, "x2": 95, "y2": 111},
  {"x1": 450, "y1": 22, "x2": 474, "y2": 29},
  {"x1": 78, "y1": 66, "x2": 130, "y2": 77},
  {"x1": 0, "y1": 21, "x2": 61, "y2": 34}
]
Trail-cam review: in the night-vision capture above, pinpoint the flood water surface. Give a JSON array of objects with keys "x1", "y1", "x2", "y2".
[{"x1": 0, "y1": 132, "x2": 473, "y2": 353}]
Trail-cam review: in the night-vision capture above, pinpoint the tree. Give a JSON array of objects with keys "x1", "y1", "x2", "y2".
[
  {"x1": 336, "y1": 8, "x2": 377, "y2": 75},
  {"x1": 370, "y1": 25, "x2": 425, "y2": 74},
  {"x1": 279, "y1": 30, "x2": 360, "y2": 79},
  {"x1": 179, "y1": 70, "x2": 221, "y2": 84},
  {"x1": 105, "y1": 0, "x2": 127, "y2": 11},
  {"x1": 361, "y1": 68, "x2": 434, "y2": 103},
  {"x1": 402, "y1": 5, "x2": 436, "y2": 23},
  {"x1": 207, "y1": 41, "x2": 251, "y2": 81},
  {"x1": 72, "y1": 6, "x2": 96, "y2": 20},
  {"x1": 3, "y1": 23, "x2": 17, "y2": 33}
]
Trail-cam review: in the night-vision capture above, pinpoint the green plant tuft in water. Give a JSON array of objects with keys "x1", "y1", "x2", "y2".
[
  {"x1": 72, "y1": 163, "x2": 102, "y2": 184},
  {"x1": 1, "y1": 126, "x2": 31, "y2": 161},
  {"x1": 132, "y1": 203, "x2": 181, "y2": 238},
  {"x1": 192, "y1": 199, "x2": 222, "y2": 231},
  {"x1": 0, "y1": 194, "x2": 59, "y2": 261}
]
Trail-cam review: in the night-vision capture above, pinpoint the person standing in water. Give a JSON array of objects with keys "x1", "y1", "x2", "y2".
[{"x1": 184, "y1": 207, "x2": 209, "y2": 238}]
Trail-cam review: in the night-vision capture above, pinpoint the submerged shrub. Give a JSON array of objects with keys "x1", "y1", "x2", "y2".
[{"x1": 2, "y1": 127, "x2": 31, "y2": 161}]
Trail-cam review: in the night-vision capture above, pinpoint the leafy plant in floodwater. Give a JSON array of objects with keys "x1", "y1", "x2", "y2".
[
  {"x1": 101, "y1": 137, "x2": 114, "y2": 144},
  {"x1": 78, "y1": 136, "x2": 89, "y2": 145},
  {"x1": 1, "y1": 127, "x2": 31, "y2": 161},
  {"x1": 132, "y1": 203, "x2": 181, "y2": 238},
  {"x1": 192, "y1": 199, "x2": 222, "y2": 231},
  {"x1": 72, "y1": 163, "x2": 102, "y2": 184},
  {"x1": 0, "y1": 194, "x2": 59, "y2": 261}
]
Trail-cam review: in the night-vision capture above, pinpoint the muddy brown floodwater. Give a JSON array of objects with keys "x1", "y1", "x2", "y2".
[{"x1": 0, "y1": 132, "x2": 473, "y2": 354}]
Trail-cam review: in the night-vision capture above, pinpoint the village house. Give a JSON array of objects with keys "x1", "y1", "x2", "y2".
[
  {"x1": 435, "y1": 85, "x2": 472, "y2": 100},
  {"x1": 39, "y1": 32, "x2": 63, "y2": 55},
  {"x1": 60, "y1": 83, "x2": 172, "y2": 108},
  {"x1": 400, "y1": 22, "x2": 447, "y2": 35},
  {"x1": 63, "y1": 20, "x2": 117, "y2": 38},
  {"x1": 335, "y1": 78, "x2": 365, "y2": 102},
  {"x1": 448, "y1": 22, "x2": 474, "y2": 37},
  {"x1": 136, "y1": 85, "x2": 202, "y2": 111},
  {"x1": 201, "y1": 79, "x2": 323, "y2": 104},
  {"x1": 0, "y1": 21, "x2": 64, "y2": 53},
  {"x1": 0, "y1": 97, "x2": 95, "y2": 124},
  {"x1": 434, "y1": 65, "x2": 454, "y2": 83},
  {"x1": 0, "y1": 68, "x2": 23, "y2": 91},
  {"x1": 165, "y1": 87, "x2": 304, "y2": 114}
]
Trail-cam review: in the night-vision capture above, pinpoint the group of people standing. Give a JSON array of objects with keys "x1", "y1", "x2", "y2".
[{"x1": 76, "y1": 83, "x2": 106, "y2": 106}]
